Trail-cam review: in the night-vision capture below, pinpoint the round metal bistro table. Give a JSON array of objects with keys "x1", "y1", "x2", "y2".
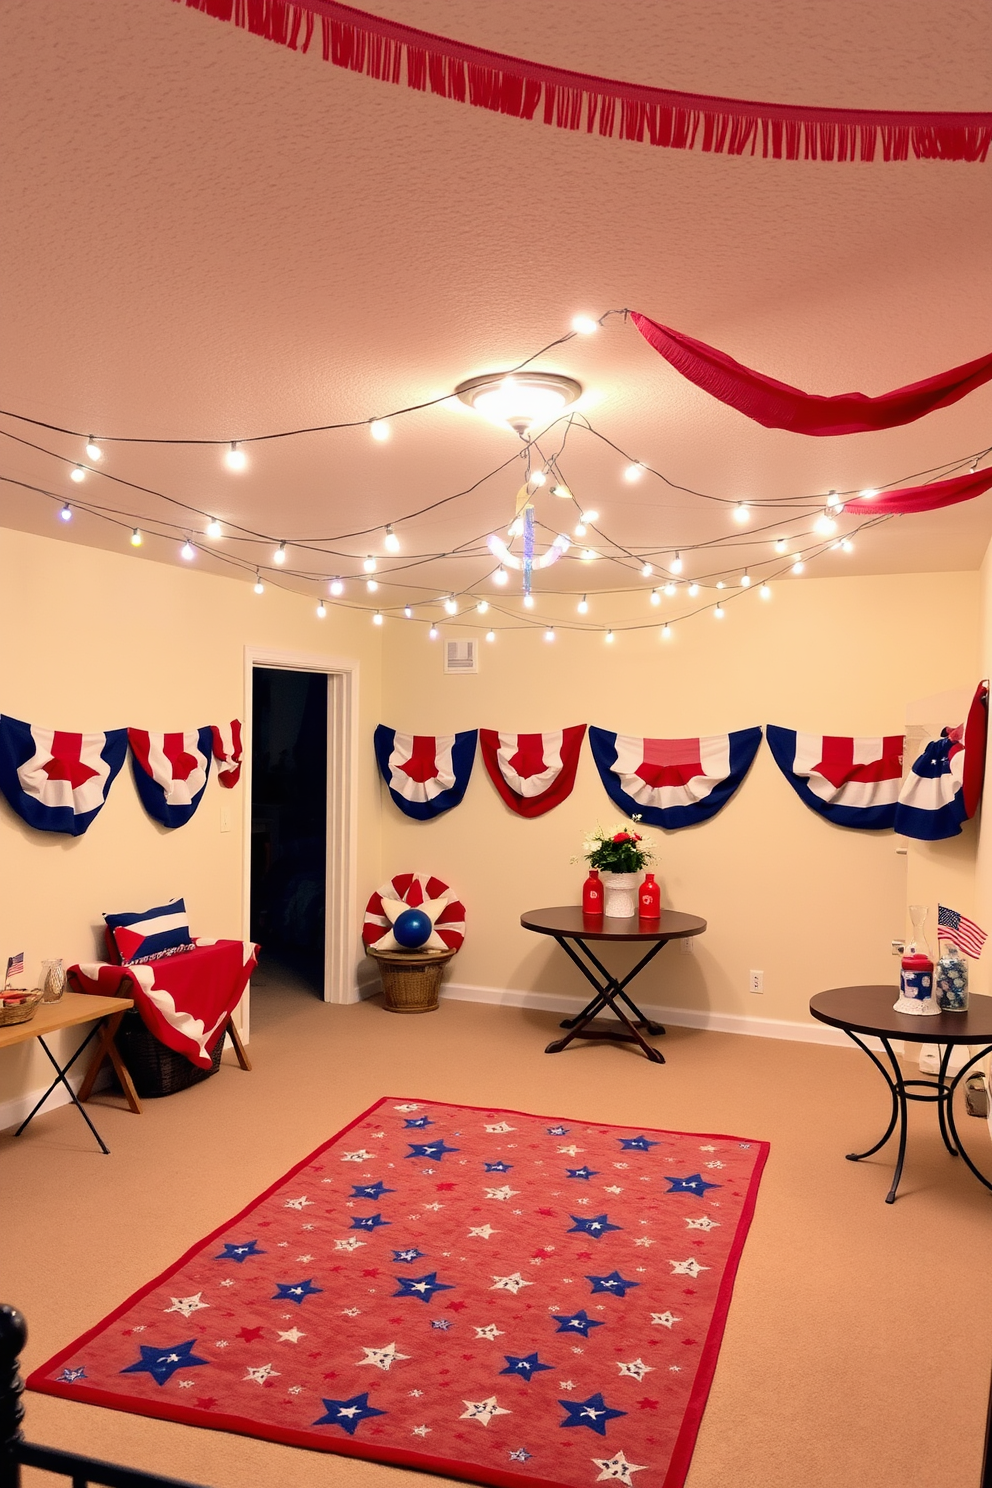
[
  {"x1": 520, "y1": 906, "x2": 707, "y2": 1063},
  {"x1": 810, "y1": 985, "x2": 992, "y2": 1203}
]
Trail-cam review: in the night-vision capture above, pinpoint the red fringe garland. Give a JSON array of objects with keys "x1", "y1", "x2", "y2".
[{"x1": 172, "y1": 0, "x2": 992, "y2": 163}]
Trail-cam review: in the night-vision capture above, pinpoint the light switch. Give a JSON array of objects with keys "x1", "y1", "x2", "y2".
[{"x1": 220, "y1": 803, "x2": 232, "y2": 833}]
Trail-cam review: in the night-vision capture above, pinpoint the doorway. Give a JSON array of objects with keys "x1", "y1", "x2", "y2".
[{"x1": 250, "y1": 667, "x2": 328, "y2": 997}]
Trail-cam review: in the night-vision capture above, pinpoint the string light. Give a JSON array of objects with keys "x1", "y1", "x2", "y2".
[
  {"x1": 486, "y1": 628, "x2": 496, "y2": 642},
  {"x1": 384, "y1": 526, "x2": 401, "y2": 553},
  {"x1": 791, "y1": 557, "x2": 805, "y2": 575},
  {"x1": 858, "y1": 488, "x2": 878, "y2": 500},
  {"x1": 545, "y1": 626, "x2": 555, "y2": 641},
  {"x1": 403, "y1": 604, "x2": 413, "y2": 618},
  {"x1": 225, "y1": 441, "x2": 246, "y2": 471},
  {"x1": 523, "y1": 594, "x2": 535, "y2": 609},
  {"x1": 716, "y1": 580, "x2": 725, "y2": 590},
  {"x1": 774, "y1": 537, "x2": 788, "y2": 554},
  {"x1": 253, "y1": 574, "x2": 264, "y2": 594},
  {"x1": 813, "y1": 512, "x2": 838, "y2": 536},
  {"x1": 577, "y1": 594, "x2": 589, "y2": 614},
  {"x1": 661, "y1": 624, "x2": 672, "y2": 640},
  {"x1": 759, "y1": 583, "x2": 772, "y2": 599},
  {"x1": 669, "y1": 552, "x2": 683, "y2": 574},
  {"x1": 444, "y1": 595, "x2": 458, "y2": 615},
  {"x1": 206, "y1": 518, "x2": 222, "y2": 538},
  {"x1": 605, "y1": 629, "x2": 614, "y2": 643},
  {"x1": 428, "y1": 625, "x2": 439, "y2": 640},
  {"x1": 688, "y1": 582, "x2": 700, "y2": 597},
  {"x1": 70, "y1": 466, "x2": 85, "y2": 483},
  {"x1": 733, "y1": 503, "x2": 750, "y2": 523},
  {"x1": 552, "y1": 484, "x2": 572, "y2": 499},
  {"x1": 369, "y1": 420, "x2": 390, "y2": 442},
  {"x1": 623, "y1": 463, "x2": 643, "y2": 483},
  {"x1": 841, "y1": 539, "x2": 854, "y2": 553},
  {"x1": 640, "y1": 562, "x2": 654, "y2": 578},
  {"x1": 329, "y1": 578, "x2": 344, "y2": 596},
  {"x1": 316, "y1": 600, "x2": 326, "y2": 618},
  {"x1": 529, "y1": 470, "x2": 547, "y2": 486},
  {"x1": 572, "y1": 314, "x2": 598, "y2": 334},
  {"x1": 650, "y1": 589, "x2": 660, "y2": 606},
  {"x1": 574, "y1": 523, "x2": 587, "y2": 537},
  {"x1": 493, "y1": 566, "x2": 508, "y2": 586},
  {"x1": 740, "y1": 571, "x2": 751, "y2": 587},
  {"x1": 85, "y1": 438, "x2": 102, "y2": 461},
  {"x1": 581, "y1": 549, "x2": 597, "y2": 562},
  {"x1": 130, "y1": 528, "x2": 142, "y2": 547},
  {"x1": 663, "y1": 582, "x2": 677, "y2": 597},
  {"x1": 273, "y1": 542, "x2": 287, "y2": 564},
  {"x1": 582, "y1": 510, "x2": 599, "y2": 524},
  {"x1": 826, "y1": 490, "x2": 844, "y2": 510},
  {"x1": 476, "y1": 599, "x2": 489, "y2": 614},
  {"x1": 366, "y1": 578, "x2": 378, "y2": 592},
  {"x1": 373, "y1": 610, "x2": 384, "y2": 625},
  {"x1": 181, "y1": 540, "x2": 195, "y2": 560},
  {"x1": 363, "y1": 555, "x2": 377, "y2": 572},
  {"x1": 59, "y1": 503, "x2": 72, "y2": 521},
  {"x1": 714, "y1": 604, "x2": 725, "y2": 619}
]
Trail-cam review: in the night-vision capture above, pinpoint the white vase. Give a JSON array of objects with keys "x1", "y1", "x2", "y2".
[{"x1": 600, "y1": 871, "x2": 640, "y2": 918}]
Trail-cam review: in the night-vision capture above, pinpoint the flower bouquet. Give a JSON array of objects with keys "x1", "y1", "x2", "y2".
[{"x1": 578, "y1": 821, "x2": 654, "y2": 917}]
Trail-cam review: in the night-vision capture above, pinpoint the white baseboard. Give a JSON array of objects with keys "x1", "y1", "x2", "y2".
[
  {"x1": 442, "y1": 980, "x2": 902, "y2": 1053},
  {"x1": 0, "y1": 1063, "x2": 113, "y2": 1136}
]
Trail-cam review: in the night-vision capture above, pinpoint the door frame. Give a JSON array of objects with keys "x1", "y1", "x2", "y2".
[{"x1": 243, "y1": 646, "x2": 360, "y2": 1014}]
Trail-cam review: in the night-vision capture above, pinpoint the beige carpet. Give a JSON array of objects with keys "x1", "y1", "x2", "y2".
[{"x1": 5, "y1": 974, "x2": 992, "y2": 1488}]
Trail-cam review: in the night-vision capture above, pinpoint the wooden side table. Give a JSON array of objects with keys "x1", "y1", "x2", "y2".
[{"x1": 520, "y1": 906, "x2": 707, "y2": 1062}]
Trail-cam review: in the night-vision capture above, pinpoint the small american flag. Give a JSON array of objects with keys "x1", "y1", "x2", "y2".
[
  {"x1": 4, "y1": 951, "x2": 24, "y2": 988},
  {"x1": 938, "y1": 905, "x2": 987, "y2": 959}
]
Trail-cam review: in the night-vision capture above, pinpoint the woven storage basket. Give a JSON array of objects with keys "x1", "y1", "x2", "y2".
[
  {"x1": 115, "y1": 1009, "x2": 224, "y2": 1098},
  {"x1": 367, "y1": 946, "x2": 456, "y2": 1014}
]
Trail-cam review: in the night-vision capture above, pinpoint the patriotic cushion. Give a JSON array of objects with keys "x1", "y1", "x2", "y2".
[
  {"x1": 479, "y1": 725, "x2": 586, "y2": 817},
  {"x1": 588, "y1": 725, "x2": 762, "y2": 829},
  {"x1": 104, "y1": 898, "x2": 195, "y2": 966},
  {"x1": 374, "y1": 726, "x2": 477, "y2": 820},
  {"x1": 766, "y1": 726, "x2": 904, "y2": 829},
  {"x1": 211, "y1": 720, "x2": 243, "y2": 789},
  {"x1": 894, "y1": 683, "x2": 989, "y2": 841},
  {"x1": 363, "y1": 873, "x2": 465, "y2": 953},
  {"x1": 0, "y1": 715, "x2": 127, "y2": 836},
  {"x1": 129, "y1": 727, "x2": 213, "y2": 829}
]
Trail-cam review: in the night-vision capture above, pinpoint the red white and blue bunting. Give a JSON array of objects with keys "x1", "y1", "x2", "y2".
[
  {"x1": 128, "y1": 728, "x2": 213, "y2": 829},
  {"x1": 479, "y1": 725, "x2": 586, "y2": 818},
  {"x1": 363, "y1": 872, "x2": 466, "y2": 952},
  {"x1": 0, "y1": 716, "x2": 128, "y2": 836},
  {"x1": 893, "y1": 682, "x2": 988, "y2": 840},
  {"x1": 211, "y1": 719, "x2": 244, "y2": 788},
  {"x1": 374, "y1": 726, "x2": 477, "y2": 820},
  {"x1": 588, "y1": 725, "x2": 762, "y2": 830},
  {"x1": 766, "y1": 726, "x2": 904, "y2": 829}
]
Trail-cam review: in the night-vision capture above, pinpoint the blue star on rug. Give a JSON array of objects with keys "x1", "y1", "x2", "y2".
[
  {"x1": 313, "y1": 1392, "x2": 386, "y2": 1435},
  {"x1": 559, "y1": 1392, "x2": 626, "y2": 1436},
  {"x1": 500, "y1": 1352, "x2": 554, "y2": 1380},
  {"x1": 404, "y1": 1116, "x2": 433, "y2": 1128},
  {"x1": 484, "y1": 1161, "x2": 513, "y2": 1173},
  {"x1": 567, "y1": 1213, "x2": 621, "y2": 1238},
  {"x1": 273, "y1": 1279, "x2": 323, "y2": 1305},
  {"x1": 547, "y1": 1126, "x2": 569, "y2": 1135},
  {"x1": 618, "y1": 1136, "x2": 659, "y2": 1151},
  {"x1": 566, "y1": 1166, "x2": 599, "y2": 1181},
  {"x1": 351, "y1": 1213, "x2": 391, "y2": 1231},
  {"x1": 393, "y1": 1272, "x2": 455, "y2": 1303},
  {"x1": 392, "y1": 1248, "x2": 425, "y2": 1263},
  {"x1": 120, "y1": 1340, "x2": 207, "y2": 1387},
  {"x1": 665, "y1": 1173, "x2": 720, "y2": 1196},
  {"x1": 553, "y1": 1310, "x2": 605, "y2": 1337},
  {"x1": 405, "y1": 1140, "x2": 459, "y2": 1161},
  {"x1": 586, "y1": 1271, "x2": 640, "y2": 1297},
  {"x1": 350, "y1": 1181, "x2": 395, "y2": 1200},
  {"x1": 214, "y1": 1240, "x2": 265, "y2": 1263}
]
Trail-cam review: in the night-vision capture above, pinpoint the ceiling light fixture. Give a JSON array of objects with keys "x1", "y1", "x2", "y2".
[{"x1": 455, "y1": 371, "x2": 582, "y2": 437}]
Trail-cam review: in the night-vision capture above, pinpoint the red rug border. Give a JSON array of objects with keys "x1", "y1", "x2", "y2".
[{"x1": 27, "y1": 1095, "x2": 770, "y2": 1488}]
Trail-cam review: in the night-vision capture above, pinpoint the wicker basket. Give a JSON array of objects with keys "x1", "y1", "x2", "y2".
[
  {"x1": 114, "y1": 1009, "x2": 225, "y2": 1098},
  {"x1": 367, "y1": 946, "x2": 456, "y2": 1014},
  {"x1": 0, "y1": 991, "x2": 44, "y2": 1027}
]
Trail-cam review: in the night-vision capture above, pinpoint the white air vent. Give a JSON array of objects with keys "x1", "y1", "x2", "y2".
[{"x1": 443, "y1": 638, "x2": 478, "y2": 674}]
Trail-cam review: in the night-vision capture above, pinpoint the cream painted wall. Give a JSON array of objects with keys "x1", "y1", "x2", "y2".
[
  {"x1": 380, "y1": 572, "x2": 978, "y2": 1032},
  {"x1": 0, "y1": 526, "x2": 382, "y2": 1113}
]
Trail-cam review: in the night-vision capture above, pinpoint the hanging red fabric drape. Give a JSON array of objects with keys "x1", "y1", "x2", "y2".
[
  {"x1": 844, "y1": 468, "x2": 992, "y2": 515},
  {"x1": 631, "y1": 314, "x2": 992, "y2": 436},
  {"x1": 171, "y1": 1, "x2": 992, "y2": 163}
]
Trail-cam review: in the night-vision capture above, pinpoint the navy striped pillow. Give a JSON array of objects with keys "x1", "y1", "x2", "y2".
[{"x1": 104, "y1": 898, "x2": 194, "y2": 966}]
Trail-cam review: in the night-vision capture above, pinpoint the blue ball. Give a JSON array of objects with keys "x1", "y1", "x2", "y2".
[{"x1": 392, "y1": 908, "x2": 433, "y2": 949}]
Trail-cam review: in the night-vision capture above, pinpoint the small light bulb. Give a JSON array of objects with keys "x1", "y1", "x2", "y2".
[
  {"x1": 650, "y1": 589, "x2": 661, "y2": 606},
  {"x1": 716, "y1": 580, "x2": 725, "y2": 590},
  {"x1": 814, "y1": 512, "x2": 838, "y2": 536},
  {"x1": 225, "y1": 441, "x2": 247, "y2": 471},
  {"x1": 493, "y1": 566, "x2": 508, "y2": 586},
  {"x1": 206, "y1": 518, "x2": 222, "y2": 539},
  {"x1": 640, "y1": 562, "x2": 653, "y2": 578},
  {"x1": 740, "y1": 571, "x2": 751, "y2": 587},
  {"x1": 714, "y1": 604, "x2": 725, "y2": 619},
  {"x1": 508, "y1": 518, "x2": 524, "y2": 538},
  {"x1": 581, "y1": 549, "x2": 597, "y2": 562},
  {"x1": 826, "y1": 490, "x2": 843, "y2": 509},
  {"x1": 60, "y1": 503, "x2": 72, "y2": 521},
  {"x1": 792, "y1": 558, "x2": 805, "y2": 575},
  {"x1": 577, "y1": 595, "x2": 589, "y2": 614},
  {"x1": 582, "y1": 510, "x2": 599, "y2": 524},
  {"x1": 70, "y1": 466, "x2": 85, "y2": 483},
  {"x1": 661, "y1": 624, "x2": 672, "y2": 640},
  {"x1": 130, "y1": 527, "x2": 142, "y2": 547},
  {"x1": 774, "y1": 538, "x2": 788, "y2": 554},
  {"x1": 669, "y1": 552, "x2": 683, "y2": 574},
  {"x1": 523, "y1": 594, "x2": 535, "y2": 609},
  {"x1": 429, "y1": 625, "x2": 439, "y2": 640},
  {"x1": 384, "y1": 526, "x2": 401, "y2": 553},
  {"x1": 688, "y1": 582, "x2": 700, "y2": 597},
  {"x1": 85, "y1": 438, "x2": 102, "y2": 461},
  {"x1": 733, "y1": 503, "x2": 750, "y2": 524},
  {"x1": 253, "y1": 575, "x2": 264, "y2": 594},
  {"x1": 841, "y1": 539, "x2": 854, "y2": 554},
  {"x1": 366, "y1": 578, "x2": 378, "y2": 593},
  {"x1": 444, "y1": 595, "x2": 458, "y2": 615},
  {"x1": 571, "y1": 314, "x2": 598, "y2": 334},
  {"x1": 552, "y1": 484, "x2": 572, "y2": 499},
  {"x1": 486, "y1": 628, "x2": 496, "y2": 642},
  {"x1": 373, "y1": 610, "x2": 383, "y2": 625},
  {"x1": 181, "y1": 540, "x2": 195, "y2": 560},
  {"x1": 623, "y1": 463, "x2": 643, "y2": 483},
  {"x1": 329, "y1": 578, "x2": 344, "y2": 596},
  {"x1": 858, "y1": 488, "x2": 878, "y2": 500},
  {"x1": 363, "y1": 555, "x2": 377, "y2": 573},
  {"x1": 273, "y1": 542, "x2": 287, "y2": 565},
  {"x1": 403, "y1": 605, "x2": 413, "y2": 618},
  {"x1": 574, "y1": 523, "x2": 587, "y2": 537},
  {"x1": 369, "y1": 420, "x2": 390, "y2": 442},
  {"x1": 760, "y1": 583, "x2": 772, "y2": 599},
  {"x1": 316, "y1": 601, "x2": 326, "y2": 618},
  {"x1": 664, "y1": 582, "x2": 677, "y2": 597},
  {"x1": 529, "y1": 470, "x2": 547, "y2": 486},
  {"x1": 476, "y1": 599, "x2": 489, "y2": 614},
  {"x1": 605, "y1": 629, "x2": 614, "y2": 643},
  {"x1": 545, "y1": 626, "x2": 555, "y2": 641}
]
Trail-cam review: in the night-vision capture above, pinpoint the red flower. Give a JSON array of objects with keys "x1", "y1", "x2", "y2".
[{"x1": 612, "y1": 832, "x2": 629, "y2": 843}]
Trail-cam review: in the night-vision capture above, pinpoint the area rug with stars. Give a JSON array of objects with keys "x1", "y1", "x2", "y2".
[{"x1": 28, "y1": 1097, "x2": 768, "y2": 1488}]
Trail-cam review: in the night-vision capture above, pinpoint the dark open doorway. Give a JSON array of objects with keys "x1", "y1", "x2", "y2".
[{"x1": 250, "y1": 667, "x2": 327, "y2": 997}]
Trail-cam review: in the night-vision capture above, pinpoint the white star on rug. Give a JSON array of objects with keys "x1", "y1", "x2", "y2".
[
  {"x1": 394, "y1": 1103, "x2": 420, "y2": 1111},
  {"x1": 651, "y1": 1312, "x2": 681, "y2": 1328},
  {"x1": 705, "y1": 1161, "x2": 725, "y2": 1169},
  {"x1": 460, "y1": 1396, "x2": 511, "y2": 1426},
  {"x1": 700, "y1": 1144, "x2": 717, "y2": 1152},
  {"x1": 604, "y1": 1185, "x2": 623, "y2": 1195},
  {"x1": 358, "y1": 1343, "x2": 410, "y2": 1372},
  {"x1": 244, "y1": 1364, "x2": 280, "y2": 1385},
  {"x1": 375, "y1": 894, "x2": 452, "y2": 953},
  {"x1": 177, "y1": 1380, "x2": 193, "y2": 1389},
  {"x1": 558, "y1": 1145, "x2": 583, "y2": 1156},
  {"x1": 284, "y1": 1195, "x2": 314, "y2": 1209},
  {"x1": 214, "y1": 1341, "x2": 229, "y2": 1349},
  {"x1": 165, "y1": 1293, "x2": 208, "y2": 1319},
  {"x1": 474, "y1": 1324, "x2": 504, "y2": 1340},
  {"x1": 412, "y1": 1425, "x2": 431, "y2": 1436},
  {"x1": 469, "y1": 1225, "x2": 498, "y2": 1239},
  {"x1": 686, "y1": 1217, "x2": 719, "y2": 1231},
  {"x1": 297, "y1": 1254, "x2": 314, "y2": 1262},
  {"x1": 423, "y1": 1202, "x2": 444, "y2": 1211},
  {"x1": 334, "y1": 1238, "x2": 366, "y2": 1252},
  {"x1": 491, "y1": 1272, "x2": 532, "y2": 1294},
  {"x1": 593, "y1": 1450, "x2": 647, "y2": 1484},
  {"x1": 670, "y1": 1258, "x2": 709, "y2": 1277},
  {"x1": 218, "y1": 1279, "x2": 235, "y2": 1287},
  {"x1": 484, "y1": 1122, "x2": 515, "y2": 1133},
  {"x1": 484, "y1": 1185, "x2": 519, "y2": 1201},
  {"x1": 342, "y1": 1149, "x2": 376, "y2": 1162},
  {"x1": 617, "y1": 1358, "x2": 653, "y2": 1381},
  {"x1": 633, "y1": 1237, "x2": 654, "y2": 1248},
  {"x1": 559, "y1": 1379, "x2": 576, "y2": 1389},
  {"x1": 287, "y1": 1386, "x2": 303, "y2": 1395},
  {"x1": 277, "y1": 1328, "x2": 305, "y2": 1344},
  {"x1": 341, "y1": 1308, "x2": 361, "y2": 1317}
]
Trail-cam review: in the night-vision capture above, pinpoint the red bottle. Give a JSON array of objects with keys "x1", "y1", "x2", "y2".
[
  {"x1": 638, "y1": 872, "x2": 661, "y2": 919},
  {"x1": 583, "y1": 869, "x2": 604, "y2": 915}
]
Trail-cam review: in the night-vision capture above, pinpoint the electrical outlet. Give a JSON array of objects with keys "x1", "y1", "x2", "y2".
[
  {"x1": 680, "y1": 937, "x2": 694, "y2": 954},
  {"x1": 891, "y1": 939, "x2": 905, "y2": 956},
  {"x1": 749, "y1": 969, "x2": 763, "y2": 993}
]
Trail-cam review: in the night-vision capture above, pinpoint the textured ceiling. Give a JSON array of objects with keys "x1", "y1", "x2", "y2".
[{"x1": 0, "y1": 0, "x2": 990, "y2": 626}]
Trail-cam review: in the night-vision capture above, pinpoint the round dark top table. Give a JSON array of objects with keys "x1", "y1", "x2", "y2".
[
  {"x1": 809, "y1": 985, "x2": 992, "y2": 1202},
  {"x1": 521, "y1": 906, "x2": 707, "y2": 1062}
]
